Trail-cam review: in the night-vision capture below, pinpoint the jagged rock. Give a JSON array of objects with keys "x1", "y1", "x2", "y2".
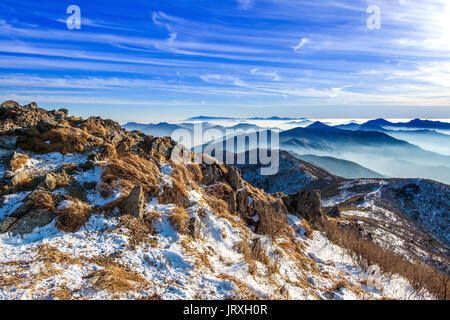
[
  {"x1": 0, "y1": 198, "x2": 34, "y2": 233},
  {"x1": 202, "y1": 162, "x2": 226, "y2": 185},
  {"x1": 0, "y1": 135, "x2": 17, "y2": 149},
  {"x1": 37, "y1": 118, "x2": 62, "y2": 132},
  {"x1": 227, "y1": 189, "x2": 251, "y2": 215},
  {"x1": 58, "y1": 108, "x2": 69, "y2": 117},
  {"x1": 61, "y1": 163, "x2": 79, "y2": 175},
  {"x1": 226, "y1": 166, "x2": 244, "y2": 190},
  {"x1": 251, "y1": 237, "x2": 263, "y2": 260},
  {"x1": 64, "y1": 181, "x2": 88, "y2": 201},
  {"x1": 80, "y1": 160, "x2": 95, "y2": 172},
  {"x1": 0, "y1": 101, "x2": 44, "y2": 128},
  {"x1": 83, "y1": 181, "x2": 97, "y2": 190},
  {"x1": 7, "y1": 208, "x2": 56, "y2": 236},
  {"x1": 138, "y1": 136, "x2": 176, "y2": 160},
  {"x1": 0, "y1": 100, "x2": 20, "y2": 109},
  {"x1": 0, "y1": 191, "x2": 43, "y2": 233},
  {"x1": 5, "y1": 171, "x2": 32, "y2": 193},
  {"x1": 119, "y1": 186, "x2": 145, "y2": 219},
  {"x1": 24, "y1": 102, "x2": 38, "y2": 110},
  {"x1": 0, "y1": 217, "x2": 17, "y2": 233},
  {"x1": 188, "y1": 217, "x2": 202, "y2": 239},
  {"x1": 327, "y1": 206, "x2": 341, "y2": 218},
  {"x1": 282, "y1": 190, "x2": 326, "y2": 230},
  {"x1": 37, "y1": 172, "x2": 70, "y2": 191}
]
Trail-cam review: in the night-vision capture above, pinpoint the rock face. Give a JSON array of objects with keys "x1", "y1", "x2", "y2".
[
  {"x1": 0, "y1": 191, "x2": 55, "y2": 235},
  {"x1": 3, "y1": 171, "x2": 31, "y2": 194},
  {"x1": 283, "y1": 190, "x2": 326, "y2": 229},
  {"x1": 7, "y1": 208, "x2": 56, "y2": 236},
  {"x1": 226, "y1": 166, "x2": 244, "y2": 190},
  {"x1": 119, "y1": 186, "x2": 146, "y2": 219}
]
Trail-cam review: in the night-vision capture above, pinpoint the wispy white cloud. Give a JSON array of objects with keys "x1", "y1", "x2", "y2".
[
  {"x1": 152, "y1": 11, "x2": 177, "y2": 44},
  {"x1": 250, "y1": 68, "x2": 280, "y2": 81},
  {"x1": 237, "y1": 0, "x2": 254, "y2": 11},
  {"x1": 292, "y1": 38, "x2": 310, "y2": 52}
]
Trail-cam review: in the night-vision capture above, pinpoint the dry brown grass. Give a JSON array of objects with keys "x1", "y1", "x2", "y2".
[
  {"x1": 301, "y1": 219, "x2": 314, "y2": 239},
  {"x1": 50, "y1": 284, "x2": 72, "y2": 300},
  {"x1": 9, "y1": 153, "x2": 29, "y2": 172},
  {"x1": 324, "y1": 279, "x2": 347, "y2": 298},
  {"x1": 169, "y1": 206, "x2": 189, "y2": 234},
  {"x1": 101, "y1": 153, "x2": 160, "y2": 195},
  {"x1": 186, "y1": 163, "x2": 203, "y2": 181},
  {"x1": 325, "y1": 221, "x2": 450, "y2": 300},
  {"x1": 84, "y1": 264, "x2": 148, "y2": 294},
  {"x1": 204, "y1": 196, "x2": 230, "y2": 217},
  {"x1": 217, "y1": 273, "x2": 261, "y2": 300},
  {"x1": 117, "y1": 213, "x2": 158, "y2": 247},
  {"x1": 256, "y1": 205, "x2": 288, "y2": 240},
  {"x1": 205, "y1": 183, "x2": 233, "y2": 200},
  {"x1": 80, "y1": 120, "x2": 108, "y2": 141},
  {"x1": 37, "y1": 244, "x2": 83, "y2": 267},
  {"x1": 30, "y1": 190, "x2": 55, "y2": 210},
  {"x1": 157, "y1": 164, "x2": 194, "y2": 207},
  {"x1": 56, "y1": 199, "x2": 92, "y2": 233},
  {"x1": 19, "y1": 127, "x2": 101, "y2": 154}
]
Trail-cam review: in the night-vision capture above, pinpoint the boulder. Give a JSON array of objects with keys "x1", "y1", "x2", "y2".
[
  {"x1": 202, "y1": 162, "x2": 226, "y2": 185},
  {"x1": 4, "y1": 171, "x2": 32, "y2": 193},
  {"x1": 0, "y1": 191, "x2": 44, "y2": 233},
  {"x1": 119, "y1": 186, "x2": 145, "y2": 219},
  {"x1": 24, "y1": 102, "x2": 38, "y2": 110},
  {"x1": 188, "y1": 217, "x2": 202, "y2": 240},
  {"x1": 283, "y1": 190, "x2": 326, "y2": 230},
  {"x1": 0, "y1": 135, "x2": 17, "y2": 149},
  {"x1": 7, "y1": 208, "x2": 56, "y2": 236},
  {"x1": 0, "y1": 101, "x2": 43, "y2": 128},
  {"x1": 37, "y1": 118, "x2": 62, "y2": 132},
  {"x1": 64, "y1": 181, "x2": 88, "y2": 202},
  {"x1": 58, "y1": 108, "x2": 69, "y2": 117},
  {"x1": 226, "y1": 166, "x2": 244, "y2": 190},
  {"x1": 327, "y1": 206, "x2": 341, "y2": 218},
  {"x1": 0, "y1": 216, "x2": 18, "y2": 233}
]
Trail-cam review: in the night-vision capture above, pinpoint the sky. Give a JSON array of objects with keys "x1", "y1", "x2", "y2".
[{"x1": 0, "y1": 0, "x2": 449, "y2": 123}]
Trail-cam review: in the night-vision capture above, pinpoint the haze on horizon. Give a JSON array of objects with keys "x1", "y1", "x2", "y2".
[{"x1": 0, "y1": 0, "x2": 449, "y2": 123}]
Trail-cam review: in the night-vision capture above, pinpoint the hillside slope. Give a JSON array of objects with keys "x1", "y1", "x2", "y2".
[{"x1": 0, "y1": 101, "x2": 447, "y2": 300}]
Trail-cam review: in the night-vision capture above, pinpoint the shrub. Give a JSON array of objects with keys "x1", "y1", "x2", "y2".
[
  {"x1": 101, "y1": 153, "x2": 160, "y2": 195},
  {"x1": 56, "y1": 199, "x2": 92, "y2": 233},
  {"x1": 325, "y1": 221, "x2": 450, "y2": 300},
  {"x1": 30, "y1": 190, "x2": 55, "y2": 210},
  {"x1": 169, "y1": 206, "x2": 190, "y2": 234}
]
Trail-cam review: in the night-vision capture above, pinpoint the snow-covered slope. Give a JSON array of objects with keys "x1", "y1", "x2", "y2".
[{"x1": 0, "y1": 101, "x2": 446, "y2": 300}]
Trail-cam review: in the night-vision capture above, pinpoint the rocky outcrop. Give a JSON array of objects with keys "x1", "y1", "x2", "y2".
[
  {"x1": 226, "y1": 166, "x2": 244, "y2": 190},
  {"x1": 119, "y1": 186, "x2": 146, "y2": 219},
  {"x1": 7, "y1": 208, "x2": 56, "y2": 236},
  {"x1": 0, "y1": 190, "x2": 56, "y2": 235},
  {"x1": 283, "y1": 189, "x2": 326, "y2": 230}
]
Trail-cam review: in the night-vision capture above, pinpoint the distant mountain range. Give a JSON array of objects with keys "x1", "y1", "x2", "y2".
[
  {"x1": 335, "y1": 119, "x2": 450, "y2": 156},
  {"x1": 279, "y1": 122, "x2": 450, "y2": 184},
  {"x1": 185, "y1": 116, "x2": 308, "y2": 121},
  {"x1": 337, "y1": 118, "x2": 450, "y2": 130},
  {"x1": 123, "y1": 118, "x2": 450, "y2": 184}
]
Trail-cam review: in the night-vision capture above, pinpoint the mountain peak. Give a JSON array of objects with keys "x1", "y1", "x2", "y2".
[{"x1": 307, "y1": 121, "x2": 331, "y2": 129}]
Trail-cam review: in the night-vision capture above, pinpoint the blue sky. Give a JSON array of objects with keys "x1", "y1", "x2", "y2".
[{"x1": 0, "y1": 0, "x2": 449, "y2": 123}]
